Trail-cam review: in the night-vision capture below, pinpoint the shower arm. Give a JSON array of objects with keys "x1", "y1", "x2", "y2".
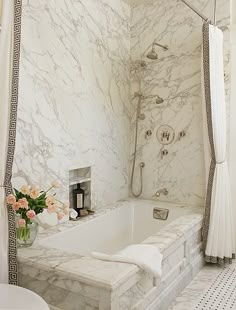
[
  {"x1": 152, "y1": 42, "x2": 168, "y2": 51},
  {"x1": 213, "y1": 0, "x2": 217, "y2": 25},
  {"x1": 179, "y1": 0, "x2": 214, "y2": 25},
  {"x1": 140, "y1": 41, "x2": 167, "y2": 59}
]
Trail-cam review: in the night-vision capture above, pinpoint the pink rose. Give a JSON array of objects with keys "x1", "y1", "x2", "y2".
[
  {"x1": 46, "y1": 195, "x2": 55, "y2": 207},
  {"x1": 6, "y1": 194, "x2": 16, "y2": 205},
  {"x1": 47, "y1": 204, "x2": 58, "y2": 214},
  {"x1": 51, "y1": 180, "x2": 60, "y2": 188},
  {"x1": 57, "y1": 212, "x2": 65, "y2": 220},
  {"x1": 26, "y1": 210, "x2": 36, "y2": 219},
  {"x1": 30, "y1": 188, "x2": 39, "y2": 199},
  {"x1": 18, "y1": 218, "x2": 26, "y2": 228},
  {"x1": 13, "y1": 202, "x2": 21, "y2": 211},
  {"x1": 18, "y1": 198, "x2": 29, "y2": 210}
]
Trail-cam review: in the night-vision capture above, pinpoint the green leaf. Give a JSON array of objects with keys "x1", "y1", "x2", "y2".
[
  {"x1": 38, "y1": 192, "x2": 46, "y2": 200},
  {"x1": 14, "y1": 188, "x2": 20, "y2": 195}
]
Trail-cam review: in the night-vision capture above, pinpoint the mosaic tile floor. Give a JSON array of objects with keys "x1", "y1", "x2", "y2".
[{"x1": 168, "y1": 261, "x2": 236, "y2": 310}]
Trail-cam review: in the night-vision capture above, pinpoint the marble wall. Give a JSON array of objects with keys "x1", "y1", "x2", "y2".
[
  {"x1": 13, "y1": 0, "x2": 131, "y2": 208},
  {"x1": 13, "y1": 0, "x2": 231, "y2": 209},
  {"x1": 130, "y1": 0, "x2": 230, "y2": 206}
]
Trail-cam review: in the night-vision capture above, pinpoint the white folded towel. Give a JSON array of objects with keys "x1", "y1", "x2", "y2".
[{"x1": 92, "y1": 244, "x2": 163, "y2": 278}]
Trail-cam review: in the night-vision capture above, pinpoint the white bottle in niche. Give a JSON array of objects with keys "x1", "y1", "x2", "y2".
[{"x1": 73, "y1": 184, "x2": 84, "y2": 216}]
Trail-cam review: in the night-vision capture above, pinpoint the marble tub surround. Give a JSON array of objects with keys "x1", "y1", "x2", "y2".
[
  {"x1": 12, "y1": 0, "x2": 231, "y2": 213},
  {"x1": 130, "y1": 0, "x2": 230, "y2": 206},
  {"x1": 13, "y1": 0, "x2": 131, "y2": 208},
  {"x1": 18, "y1": 199, "x2": 203, "y2": 309}
]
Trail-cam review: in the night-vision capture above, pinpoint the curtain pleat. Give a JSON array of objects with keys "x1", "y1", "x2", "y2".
[{"x1": 202, "y1": 23, "x2": 235, "y2": 264}]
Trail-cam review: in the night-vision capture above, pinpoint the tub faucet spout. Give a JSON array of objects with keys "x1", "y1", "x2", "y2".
[{"x1": 155, "y1": 188, "x2": 169, "y2": 197}]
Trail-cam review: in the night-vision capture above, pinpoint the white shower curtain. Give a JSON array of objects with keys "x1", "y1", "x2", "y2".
[
  {"x1": 202, "y1": 23, "x2": 236, "y2": 264},
  {"x1": 0, "y1": 0, "x2": 14, "y2": 283}
]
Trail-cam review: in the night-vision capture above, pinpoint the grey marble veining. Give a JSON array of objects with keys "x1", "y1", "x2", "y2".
[
  {"x1": 13, "y1": 0, "x2": 131, "y2": 208},
  {"x1": 12, "y1": 0, "x2": 230, "y2": 210},
  {"x1": 130, "y1": 0, "x2": 230, "y2": 206}
]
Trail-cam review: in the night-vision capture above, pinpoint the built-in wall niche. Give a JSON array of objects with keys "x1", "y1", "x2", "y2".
[{"x1": 69, "y1": 167, "x2": 91, "y2": 212}]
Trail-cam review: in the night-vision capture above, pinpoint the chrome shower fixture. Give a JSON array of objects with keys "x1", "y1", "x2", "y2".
[
  {"x1": 145, "y1": 129, "x2": 152, "y2": 139},
  {"x1": 155, "y1": 96, "x2": 164, "y2": 105},
  {"x1": 146, "y1": 42, "x2": 168, "y2": 60},
  {"x1": 155, "y1": 188, "x2": 169, "y2": 197},
  {"x1": 131, "y1": 60, "x2": 147, "y2": 72},
  {"x1": 134, "y1": 92, "x2": 164, "y2": 104}
]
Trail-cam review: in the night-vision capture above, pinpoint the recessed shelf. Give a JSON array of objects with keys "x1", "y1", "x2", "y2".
[
  {"x1": 69, "y1": 177, "x2": 91, "y2": 186},
  {"x1": 69, "y1": 166, "x2": 92, "y2": 211}
]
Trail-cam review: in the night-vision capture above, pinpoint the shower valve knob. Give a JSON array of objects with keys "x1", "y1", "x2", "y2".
[
  {"x1": 161, "y1": 149, "x2": 168, "y2": 158},
  {"x1": 139, "y1": 114, "x2": 145, "y2": 120},
  {"x1": 178, "y1": 130, "x2": 186, "y2": 139},
  {"x1": 157, "y1": 125, "x2": 175, "y2": 145},
  {"x1": 140, "y1": 162, "x2": 145, "y2": 168},
  {"x1": 145, "y1": 130, "x2": 152, "y2": 139}
]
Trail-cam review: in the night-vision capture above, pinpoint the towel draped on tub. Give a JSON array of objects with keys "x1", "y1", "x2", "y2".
[{"x1": 92, "y1": 244, "x2": 163, "y2": 278}]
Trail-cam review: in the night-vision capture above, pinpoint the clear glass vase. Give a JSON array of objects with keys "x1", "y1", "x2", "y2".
[{"x1": 16, "y1": 220, "x2": 39, "y2": 248}]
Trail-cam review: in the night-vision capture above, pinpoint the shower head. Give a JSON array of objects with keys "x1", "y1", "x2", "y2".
[
  {"x1": 146, "y1": 42, "x2": 168, "y2": 60},
  {"x1": 155, "y1": 96, "x2": 164, "y2": 104},
  {"x1": 147, "y1": 46, "x2": 158, "y2": 60},
  {"x1": 139, "y1": 94, "x2": 164, "y2": 105}
]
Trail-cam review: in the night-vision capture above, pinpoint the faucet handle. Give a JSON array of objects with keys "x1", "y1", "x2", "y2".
[
  {"x1": 155, "y1": 188, "x2": 169, "y2": 197},
  {"x1": 163, "y1": 188, "x2": 169, "y2": 195}
]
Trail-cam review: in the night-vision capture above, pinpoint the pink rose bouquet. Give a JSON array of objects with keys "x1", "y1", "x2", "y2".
[{"x1": 6, "y1": 181, "x2": 69, "y2": 247}]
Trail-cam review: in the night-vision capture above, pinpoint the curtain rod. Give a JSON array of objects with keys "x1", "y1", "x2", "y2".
[
  {"x1": 213, "y1": 0, "x2": 217, "y2": 24},
  {"x1": 179, "y1": 0, "x2": 213, "y2": 24}
]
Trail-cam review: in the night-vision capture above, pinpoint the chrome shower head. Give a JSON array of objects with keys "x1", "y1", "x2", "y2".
[
  {"x1": 147, "y1": 46, "x2": 158, "y2": 60},
  {"x1": 156, "y1": 96, "x2": 164, "y2": 104},
  {"x1": 146, "y1": 42, "x2": 168, "y2": 60}
]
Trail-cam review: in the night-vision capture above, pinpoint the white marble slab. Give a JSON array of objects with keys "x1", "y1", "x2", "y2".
[
  {"x1": 130, "y1": 0, "x2": 230, "y2": 206},
  {"x1": 13, "y1": 0, "x2": 131, "y2": 209}
]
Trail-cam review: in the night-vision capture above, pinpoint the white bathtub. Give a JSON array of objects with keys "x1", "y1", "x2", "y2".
[{"x1": 40, "y1": 199, "x2": 202, "y2": 256}]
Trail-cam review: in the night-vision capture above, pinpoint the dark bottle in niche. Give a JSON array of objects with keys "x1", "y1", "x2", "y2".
[{"x1": 73, "y1": 183, "x2": 84, "y2": 215}]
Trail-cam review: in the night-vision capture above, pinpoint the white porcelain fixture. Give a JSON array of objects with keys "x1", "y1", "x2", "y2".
[
  {"x1": 0, "y1": 284, "x2": 49, "y2": 310},
  {"x1": 40, "y1": 200, "x2": 201, "y2": 256}
]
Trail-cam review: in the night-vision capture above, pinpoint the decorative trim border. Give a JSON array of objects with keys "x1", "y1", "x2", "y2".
[
  {"x1": 4, "y1": 0, "x2": 22, "y2": 285},
  {"x1": 205, "y1": 254, "x2": 236, "y2": 265},
  {"x1": 202, "y1": 22, "x2": 235, "y2": 265}
]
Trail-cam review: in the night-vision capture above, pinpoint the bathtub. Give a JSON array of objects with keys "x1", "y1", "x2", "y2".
[
  {"x1": 19, "y1": 199, "x2": 204, "y2": 310},
  {"x1": 39, "y1": 199, "x2": 202, "y2": 256}
]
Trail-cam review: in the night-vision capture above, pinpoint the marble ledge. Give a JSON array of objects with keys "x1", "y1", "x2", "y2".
[
  {"x1": 143, "y1": 214, "x2": 203, "y2": 256},
  {"x1": 18, "y1": 201, "x2": 203, "y2": 292}
]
